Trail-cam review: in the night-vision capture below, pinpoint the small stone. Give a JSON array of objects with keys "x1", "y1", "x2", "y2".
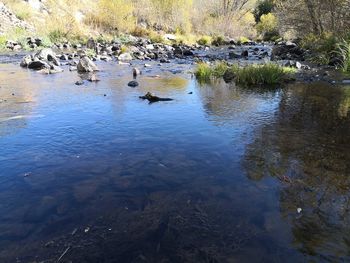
[
  {"x1": 128, "y1": 81, "x2": 139, "y2": 87},
  {"x1": 75, "y1": 80, "x2": 84, "y2": 86},
  {"x1": 297, "y1": 208, "x2": 302, "y2": 214},
  {"x1": 133, "y1": 67, "x2": 141, "y2": 77}
]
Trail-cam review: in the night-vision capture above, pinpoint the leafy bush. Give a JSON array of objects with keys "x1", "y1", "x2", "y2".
[
  {"x1": 301, "y1": 33, "x2": 339, "y2": 65},
  {"x1": 254, "y1": 0, "x2": 275, "y2": 22},
  {"x1": 256, "y1": 13, "x2": 278, "y2": 40}
]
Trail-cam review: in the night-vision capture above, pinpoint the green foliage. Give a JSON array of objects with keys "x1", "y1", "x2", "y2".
[
  {"x1": 234, "y1": 63, "x2": 295, "y2": 86},
  {"x1": 195, "y1": 62, "x2": 296, "y2": 86},
  {"x1": 195, "y1": 63, "x2": 212, "y2": 82},
  {"x1": 256, "y1": 13, "x2": 279, "y2": 40},
  {"x1": 149, "y1": 32, "x2": 166, "y2": 44},
  {"x1": 197, "y1": 36, "x2": 212, "y2": 46},
  {"x1": 238, "y1": 36, "x2": 250, "y2": 44},
  {"x1": 335, "y1": 40, "x2": 350, "y2": 72},
  {"x1": 301, "y1": 33, "x2": 339, "y2": 65},
  {"x1": 212, "y1": 35, "x2": 226, "y2": 46},
  {"x1": 212, "y1": 62, "x2": 229, "y2": 78},
  {"x1": 254, "y1": 0, "x2": 275, "y2": 22}
]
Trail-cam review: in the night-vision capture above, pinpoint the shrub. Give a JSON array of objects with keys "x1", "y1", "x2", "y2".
[
  {"x1": 301, "y1": 33, "x2": 338, "y2": 64},
  {"x1": 256, "y1": 13, "x2": 278, "y2": 40},
  {"x1": 197, "y1": 36, "x2": 212, "y2": 46},
  {"x1": 149, "y1": 32, "x2": 165, "y2": 44},
  {"x1": 131, "y1": 26, "x2": 150, "y2": 37},
  {"x1": 212, "y1": 35, "x2": 226, "y2": 46},
  {"x1": 238, "y1": 36, "x2": 250, "y2": 44},
  {"x1": 254, "y1": 0, "x2": 275, "y2": 22}
]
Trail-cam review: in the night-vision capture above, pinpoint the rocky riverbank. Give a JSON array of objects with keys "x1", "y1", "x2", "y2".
[{"x1": 11, "y1": 37, "x2": 347, "y2": 85}]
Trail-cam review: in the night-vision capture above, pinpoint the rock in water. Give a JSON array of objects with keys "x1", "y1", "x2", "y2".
[
  {"x1": 75, "y1": 80, "x2": 84, "y2": 86},
  {"x1": 128, "y1": 81, "x2": 139, "y2": 87},
  {"x1": 139, "y1": 92, "x2": 173, "y2": 102},
  {"x1": 132, "y1": 68, "x2": 141, "y2": 78},
  {"x1": 77, "y1": 56, "x2": 99, "y2": 73},
  {"x1": 241, "y1": 50, "x2": 249, "y2": 57},
  {"x1": 35, "y1": 48, "x2": 60, "y2": 66},
  {"x1": 87, "y1": 74, "x2": 100, "y2": 82},
  {"x1": 118, "y1": 53, "x2": 133, "y2": 61},
  {"x1": 20, "y1": 55, "x2": 33, "y2": 67},
  {"x1": 27, "y1": 60, "x2": 50, "y2": 70}
]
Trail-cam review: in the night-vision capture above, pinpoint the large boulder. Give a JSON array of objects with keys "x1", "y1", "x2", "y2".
[
  {"x1": 35, "y1": 48, "x2": 60, "y2": 66},
  {"x1": 77, "y1": 56, "x2": 99, "y2": 73},
  {"x1": 27, "y1": 60, "x2": 50, "y2": 70}
]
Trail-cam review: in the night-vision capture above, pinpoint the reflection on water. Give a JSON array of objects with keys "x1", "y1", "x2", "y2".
[
  {"x1": 244, "y1": 83, "x2": 350, "y2": 261},
  {"x1": 0, "y1": 60, "x2": 349, "y2": 262}
]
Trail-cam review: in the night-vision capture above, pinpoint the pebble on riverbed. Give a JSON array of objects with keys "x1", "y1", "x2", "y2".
[{"x1": 128, "y1": 81, "x2": 139, "y2": 87}]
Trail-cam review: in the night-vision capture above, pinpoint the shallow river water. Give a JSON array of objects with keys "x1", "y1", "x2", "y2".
[{"x1": 0, "y1": 59, "x2": 350, "y2": 262}]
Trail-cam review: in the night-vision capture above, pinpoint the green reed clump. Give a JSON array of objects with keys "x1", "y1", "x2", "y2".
[
  {"x1": 195, "y1": 63, "x2": 212, "y2": 82},
  {"x1": 235, "y1": 63, "x2": 295, "y2": 85},
  {"x1": 195, "y1": 61, "x2": 229, "y2": 82},
  {"x1": 335, "y1": 39, "x2": 350, "y2": 73},
  {"x1": 195, "y1": 62, "x2": 296, "y2": 85}
]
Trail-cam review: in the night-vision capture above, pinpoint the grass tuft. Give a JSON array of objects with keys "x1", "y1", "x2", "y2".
[
  {"x1": 195, "y1": 62, "x2": 296, "y2": 86},
  {"x1": 335, "y1": 40, "x2": 350, "y2": 73}
]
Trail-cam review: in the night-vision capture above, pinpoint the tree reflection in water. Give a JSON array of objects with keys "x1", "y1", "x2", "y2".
[{"x1": 244, "y1": 83, "x2": 350, "y2": 260}]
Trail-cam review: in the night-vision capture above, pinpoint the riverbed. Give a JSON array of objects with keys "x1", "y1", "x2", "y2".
[{"x1": 0, "y1": 58, "x2": 349, "y2": 262}]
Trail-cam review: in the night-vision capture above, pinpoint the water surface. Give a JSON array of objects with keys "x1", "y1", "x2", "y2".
[{"x1": 0, "y1": 61, "x2": 349, "y2": 262}]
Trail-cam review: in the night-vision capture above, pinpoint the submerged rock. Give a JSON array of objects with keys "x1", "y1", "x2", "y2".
[
  {"x1": 77, "y1": 56, "x2": 99, "y2": 73},
  {"x1": 139, "y1": 92, "x2": 173, "y2": 102},
  {"x1": 128, "y1": 81, "x2": 139, "y2": 87},
  {"x1": 75, "y1": 80, "x2": 84, "y2": 85}
]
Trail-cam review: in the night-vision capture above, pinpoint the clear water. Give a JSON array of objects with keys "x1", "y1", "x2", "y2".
[{"x1": 0, "y1": 61, "x2": 349, "y2": 262}]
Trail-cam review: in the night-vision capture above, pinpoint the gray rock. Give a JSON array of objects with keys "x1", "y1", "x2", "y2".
[
  {"x1": 20, "y1": 55, "x2": 33, "y2": 67},
  {"x1": 128, "y1": 81, "x2": 139, "y2": 87},
  {"x1": 118, "y1": 53, "x2": 133, "y2": 61},
  {"x1": 28, "y1": 60, "x2": 50, "y2": 70},
  {"x1": 75, "y1": 80, "x2": 84, "y2": 85},
  {"x1": 77, "y1": 56, "x2": 99, "y2": 73},
  {"x1": 133, "y1": 68, "x2": 141, "y2": 78}
]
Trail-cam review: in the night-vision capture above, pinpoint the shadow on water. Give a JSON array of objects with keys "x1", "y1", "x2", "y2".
[
  {"x1": 0, "y1": 60, "x2": 350, "y2": 262},
  {"x1": 243, "y1": 82, "x2": 350, "y2": 261}
]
